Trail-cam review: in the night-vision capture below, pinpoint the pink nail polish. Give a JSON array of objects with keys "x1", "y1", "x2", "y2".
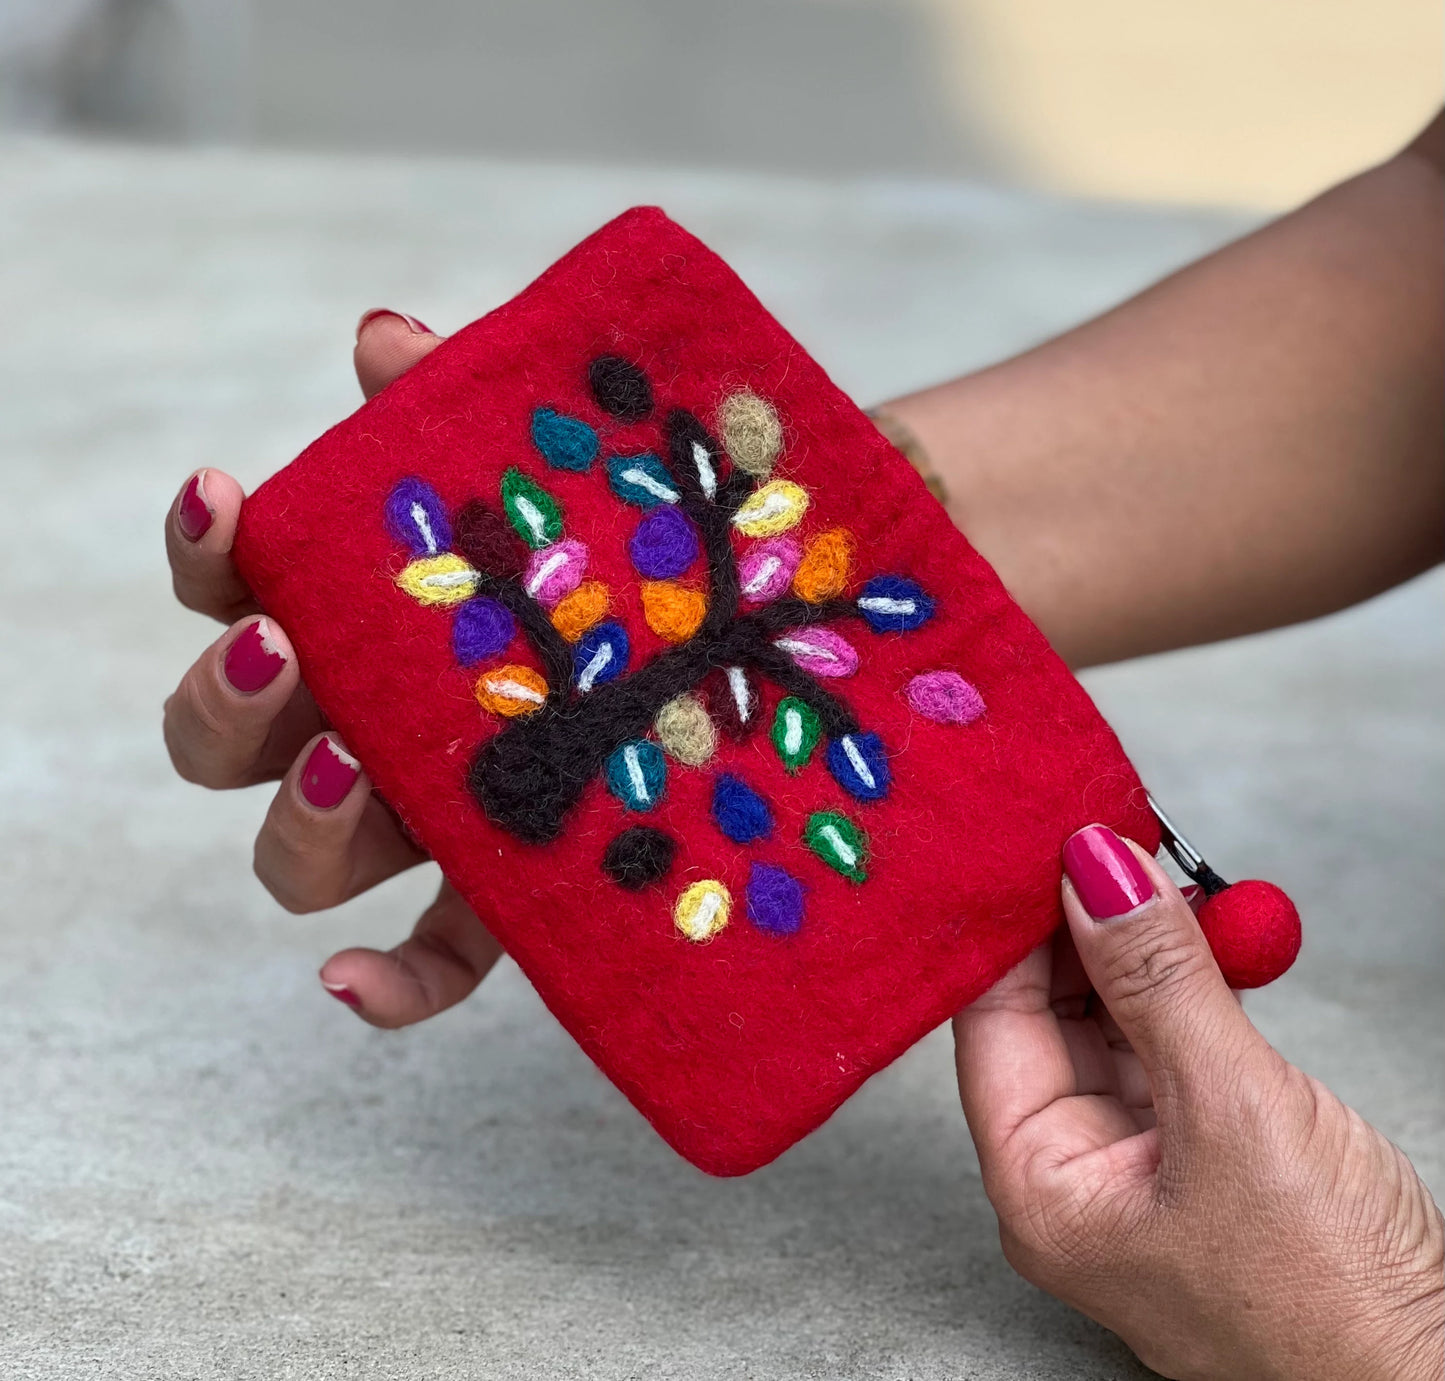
[
  {"x1": 322, "y1": 981, "x2": 362, "y2": 1009},
  {"x1": 356, "y1": 308, "x2": 433, "y2": 340},
  {"x1": 1063, "y1": 824, "x2": 1155, "y2": 919},
  {"x1": 222, "y1": 618, "x2": 286, "y2": 693},
  {"x1": 300, "y1": 737, "x2": 360, "y2": 810},
  {"x1": 177, "y1": 471, "x2": 213, "y2": 541}
]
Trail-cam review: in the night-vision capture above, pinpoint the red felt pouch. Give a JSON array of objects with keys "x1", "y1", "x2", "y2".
[{"x1": 234, "y1": 207, "x2": 1296, "y2": 1176}]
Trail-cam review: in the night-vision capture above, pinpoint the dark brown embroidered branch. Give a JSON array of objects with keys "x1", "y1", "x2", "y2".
[{"x1": 467, "y1": 406, "x2": 865, "y2": 843}]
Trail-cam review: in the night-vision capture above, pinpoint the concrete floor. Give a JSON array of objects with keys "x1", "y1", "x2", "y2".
[{"x1": 0, "y1": 138, "x2": 1440, "y2": 1379}]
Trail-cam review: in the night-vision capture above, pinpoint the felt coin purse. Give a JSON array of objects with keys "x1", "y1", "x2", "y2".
[{"x1": 234, "y1": 207, "x2": 1299, "y2": 1176}]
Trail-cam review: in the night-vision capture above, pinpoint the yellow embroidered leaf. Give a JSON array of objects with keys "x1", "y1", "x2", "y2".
[
  {"x1": 674, "y1": 879, "x2": 731, "y2": 941},
  {"x1": 731, "y1": 480, "x2": 809, "y2": 538},
  {"x1": 397, "y1": 553, "x2": 479, "y2": 606}
]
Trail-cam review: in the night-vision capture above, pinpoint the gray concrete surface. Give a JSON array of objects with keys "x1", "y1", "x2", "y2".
[{"x1": 1, "y1": 138, "x2": 1440, "y2": 1379}]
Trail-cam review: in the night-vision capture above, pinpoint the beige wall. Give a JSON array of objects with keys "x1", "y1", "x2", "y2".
[{"x1": 928, "y1": 0, "x2": 1443, "y2": 208}]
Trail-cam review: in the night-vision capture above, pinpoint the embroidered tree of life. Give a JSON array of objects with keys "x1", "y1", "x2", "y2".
[{"x1": 385, "y1": 356, "x2": 942, "y2": 940}]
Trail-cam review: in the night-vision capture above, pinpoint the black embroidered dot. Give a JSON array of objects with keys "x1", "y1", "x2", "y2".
[
  {"x1": 603, "y1": 826, "x2": 676, "y2": 889},
  {"x1": 455, "y1": 498, "x2": 525, "y2": 578},
  {"x1": 588, "y1": 356, "x2": 653, "y2": 422}
]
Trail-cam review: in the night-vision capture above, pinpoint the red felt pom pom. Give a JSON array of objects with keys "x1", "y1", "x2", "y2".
[{"x1": 1197, "y1": 880, "x2": 1301, "y2": 989}]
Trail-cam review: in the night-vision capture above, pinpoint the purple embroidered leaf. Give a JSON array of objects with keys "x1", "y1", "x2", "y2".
[
  {"x1": 452, "y1": 597, "x2": 517, "y2": 665},
  {"x1": 746, "y1": 862, "x2": 805, "y2": 935},
  {"x1": 628, "y1": 505, "x2": 700, "y2": 580},
  {"x1": 385, "y1": 477, "x2": 452, "y2": 557}
]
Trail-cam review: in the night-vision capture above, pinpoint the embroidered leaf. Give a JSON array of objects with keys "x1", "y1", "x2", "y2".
[
  {"x1": 500, "y1": 468, "x2": 563, "y2": 550},
  {"x1": 605, "y1": 739, "x2": 667, "y2": 812},
  {"x1": 746, "y1": 862, "x2": 805, "y2": 936},
  {"x1": 804, "y1": 810, "x2": 868, "y2": 883},
  {"x1": 826, "y1": 731, "x2": 890, "y2": 802},
  {"x1": 771, "y1": 696, "x2": 821, "y2": 773},
  {"x1": 674, "y1": 879, "x2": 731, "y2": 942},
  {"x1": 397, "y1": 553, "x2": 479, "y2": 606},
  {"x1": 454, "y1": 498, "x2": 524, "y2": 578},
  {"x1": 607, "y1": 452, "x2": 680, "y2": 509},
  {"x1": 531, "y1": 407, "x2": 598, "y2": 473},
  {"x1": 475, "y1": 663, "x2": 548, "y2": 717},
  {"x1": 550, "y1": 581, "x2": 609, "y2": 641},
  {"x1": 452, "y1": 597, "x2": 516, "y2": 665},
  {"x1": 731, "y1": 479, "x2": 809, "y2": 537},
  {"x1": 628, "y1": 506, "x2": 700, "y2": 579},
  {"x1": 573, "y1": 621, "x2": 629, "y2": 693},
  {"x1": 701, "y1": 665, "x2": 762, "y2": 740},
  {"x1": 907, "y1": 670, "x2": 985, "y2": 725},
  {"x1": 718, "y1": 391, "x2": 782, "y2": 478},
  {"x1": 654, "y1": 694, "x2": 717, "y2": 766},
  {"x1": 641, "y1": 581, "x2": 707, "y2": 643},
  {"x1": 772, "y1": 627, "x2": 859, "y2": 678},
  {"x1": 385, "y1": 477, "x2": 452, "y2": 557},
  {"x1": 588, "y1": 356, "x2": 653, "y2": 422},
  {"x1": 738, "y1": 537, "x2": 802, "y2": 605},
  {"x1": 523, "y1": 538, "x2": 589, "y2": 607},
  {"x1": 711, "y1": 773, "x2": 774, "y2": 844},
  {"x1": 602, "y1": 826, "x2": 675, "y2": 889},
  {"x1": 793, "y1": 529, "x2": 854, "y2": 603},
  {"x1": 857, "y1": 574, "x2": 935, "y2": 633}
]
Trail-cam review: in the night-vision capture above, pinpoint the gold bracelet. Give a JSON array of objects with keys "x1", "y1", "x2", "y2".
[{"x1": 868, "y1": 409, "x2": 950, "y2": 508}]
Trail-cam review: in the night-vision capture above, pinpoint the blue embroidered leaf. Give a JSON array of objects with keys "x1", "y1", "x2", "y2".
[
  {"x1": 826, "y1": 732, "x2": 891, "y2": 802},
  {"x1": 711, "y1": 773, "x2": 774, "y2": 844},
  {"x1": 385, "y1": 477, "x2": 452, "y2": 557},
  {"x1": 605, "y1": 740, "x2": 667, "y2": 812},
  {"x1": 451, "y1": 597, "x2": 516, "y2": 665},
  {"x1": 606, "y1": 452, "x2": 680, "y2": 509},
  {"x1": 573, "y1": 620, "x2": 630, "y2": 693},
  {"x1": 531, "y1": 407, "x2": 599, "y2": 473},
  {"x1": 857, "y1": 574, "x2": 935, "y2": 633}
]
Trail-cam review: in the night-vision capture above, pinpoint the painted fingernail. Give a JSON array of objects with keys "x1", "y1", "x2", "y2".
[
  {"x1": 177, "y1": 471, "x2": 213, "y2": 541},
  {"x1": 222, "y1": 618, "x2": 287, "y2": 693},
  {"x1": 300, "y1": 736, "x2": 360, "y2": 810},
  {"x1": 1063, "y1": 824, "x2": 1155, "y2": 919},
  {"x1": 356, "y1": 308, "x2": 433, "y2": 341},
  {"x1": 322, "y1": 980, "x2": 362, "y2": 1009}
]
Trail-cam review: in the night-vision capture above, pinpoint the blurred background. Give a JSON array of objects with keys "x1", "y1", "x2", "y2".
[
  {"x1": 1, "y1": 0, "x2": 1440, "y2": 206},
  {"x1": 1, "y1": 5, "x2": 1440, "y2": 1380}
]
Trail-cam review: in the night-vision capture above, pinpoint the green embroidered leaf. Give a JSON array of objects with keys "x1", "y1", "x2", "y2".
[
  {"x1": 771, "y1": 696, "x2": 821, "y2": 773},
  {"x1": 804, "y1": 810, "x2": 868, "y2": 883},
  {"x1": 501, "y1": 467, "x2": 563, "y2": 550}
]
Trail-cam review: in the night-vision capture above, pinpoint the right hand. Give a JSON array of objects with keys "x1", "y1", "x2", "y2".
[
  {"x1": 955, "y1": 824, "x2": 1444, "y2": 1380},
  {"x1": 163, "y1": 310, "x2": 504, "y2": 1028}
]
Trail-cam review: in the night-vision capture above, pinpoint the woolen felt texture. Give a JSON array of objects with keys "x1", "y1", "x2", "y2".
[{"x1": 233, "y1": 207, "x2": 1162, "y2": 1177}]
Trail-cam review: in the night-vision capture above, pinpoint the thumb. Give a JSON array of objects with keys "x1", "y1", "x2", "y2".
[{"x1": 1061, "y1": 824, "x2": 1264, "y2": 1111}]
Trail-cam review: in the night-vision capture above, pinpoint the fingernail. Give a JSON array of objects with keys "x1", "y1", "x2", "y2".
[
  {"x1": 177, "y1": 471, "x2": 213, "y2": 541},
  {"x1": 322, "y1": 980, "x2": 362, "y2": 1010},
  {"x1": 356, "y1": 308, "x2": 433, "y2": 341},
  {"x1": 1063, "y1": 824, "x2": 1155, "y2": 919},
  {"x1": 300, "y1": 736, "x2": 360, "y2": 810},
  {"x1": 222, "y1": 617, "x2": 287, "y2": 693}
]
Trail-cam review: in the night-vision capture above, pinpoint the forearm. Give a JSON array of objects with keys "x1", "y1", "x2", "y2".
[{"x1": 878, "y1": 128, "x2": 1444, "y2": 668}]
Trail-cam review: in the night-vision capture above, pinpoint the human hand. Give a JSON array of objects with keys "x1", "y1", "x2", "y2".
[
  {"x1": 162, "y1": 310, "x2": 503, "y2": 1026},
  {"x1": 954, "y1": 824, "x2": 1444, "y2": 1380}
]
